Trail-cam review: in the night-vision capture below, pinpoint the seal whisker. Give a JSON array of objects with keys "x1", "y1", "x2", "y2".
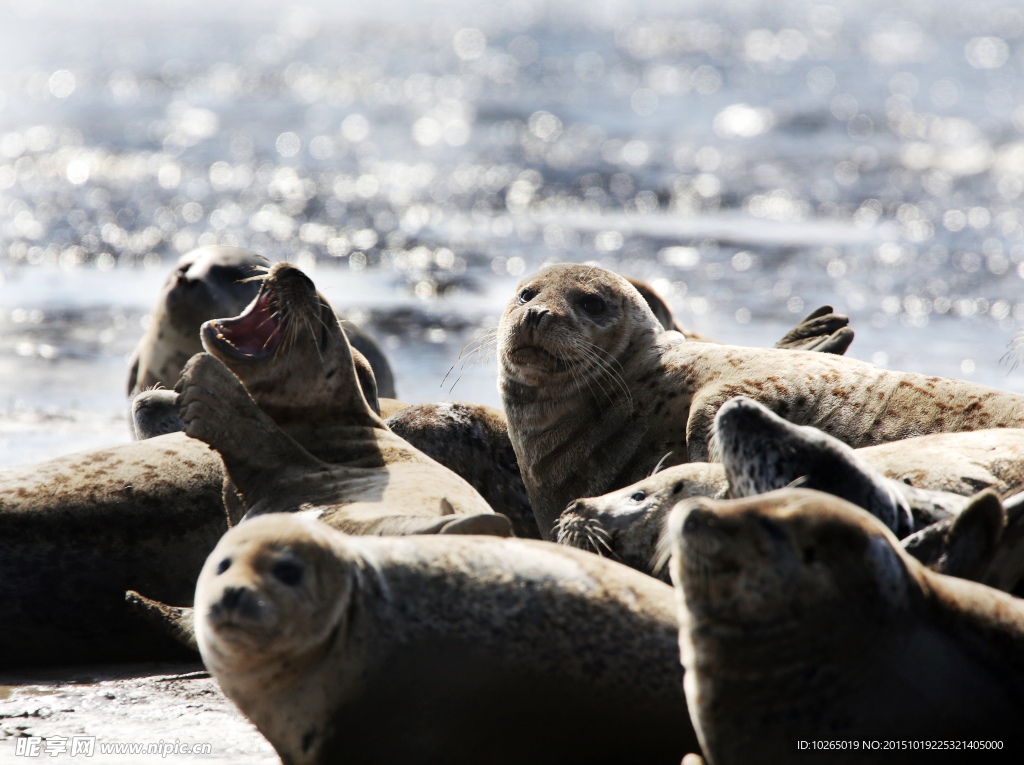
[{"x1": 650, "y1": 452, "x2": 674, "y2": 477}]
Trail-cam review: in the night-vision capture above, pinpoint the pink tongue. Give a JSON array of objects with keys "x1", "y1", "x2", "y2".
[{"x1": 221, "y1": 290, "x2": 279, "y2": 355}]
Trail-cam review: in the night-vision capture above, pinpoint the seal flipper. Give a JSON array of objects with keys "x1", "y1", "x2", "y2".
[
  {"x1": 364, "y1": 512, "x2": 513, "y2": 537},
  {"x1": 132, "y1": 389, "x2": 185, "y2": 440},
  {"x1": 125, "y1": 590, "x2": 198, "y2": 652},
  {"x1": 983, "y1": 491, "x2": 1024, "y2": 595},
  {"x1": 902, "y1": 489, "x2": 1006, "y2": 584},
  {"x1": 773, "y1": 305, "x2": 854, "y2": 355},
  {"x1": 935, "y1": 489, "x2": 1004, "y2": 581}
]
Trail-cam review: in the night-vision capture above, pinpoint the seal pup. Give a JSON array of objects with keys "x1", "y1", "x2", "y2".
[
  {"x1": 128, "y1": 245, "x2": 396, "y2": 400},
  {"x1": 629, "y1": 277, "x2": 854, "y2": 354},
  {"x1": 179, "y1": 261, "x2": 507, "y2": 536},
  {"x1": 194, "y1": 513, "x2": 698, "y2": 765},
  {"x1": 667, "y1": 488, "x2": 1024, "y2": 764},
  {"x1": 0, "y1": 432, "x2": 227, "y2": 668},
  {"x1": 499, "y1": 263, "x2": 1024, "y2": 539},
  {"x1": 556, "y1": 462, "x2": 728, "y2": 581}
]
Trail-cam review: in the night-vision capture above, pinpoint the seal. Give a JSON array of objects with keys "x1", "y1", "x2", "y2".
[
  {"x1": 628, "y1": 277, "x2": 854, "y2": 354},
  {"x1": 0, "y1": 432, "x2": 228, "y2": 668},
  {"x1": 556, "y1": 402, "x2": 1019, "y2": 581},
  {"x1": 499, "y1": 263, "x2": 1024, "y2": 539},
  {"x1": 178, "y1": 261, "x2": 508, "y2": 536},
  {"x1": 194, "y1": 512, "x2": 698, "y2": 765},
  {"x1": 556, "y1": 462, "x2": 728, "y2": 581},
  {"x1": 128, "y1": 245, "x2": 396, "y2": 401},
  {"x1": 385, "y1": 401, "x2": 538, "y2": 538},
  {"x1": 666, "y1": 488, "x2": 1024, "y2": 763}
]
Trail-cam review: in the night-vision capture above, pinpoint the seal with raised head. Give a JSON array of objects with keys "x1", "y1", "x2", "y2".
[
  {"x1": 128, "y1": 245, "x2": 395, "y2": 402},
  {"x1": 194, "y1": 513, "x2": 698, "y2": 765},
  {"x1": 499, "y1": 263, "x2": 1024, "y2": 539},
  {"x1": 667, "y1": 488, "x2": 1024, "y2": 764},
  {"x1": 178, "y1": 261, "x2": 508, "y2": 536}
]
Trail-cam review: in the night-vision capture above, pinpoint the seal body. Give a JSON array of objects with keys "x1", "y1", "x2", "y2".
[
  {"x1": 0, "y1": 433, "x2": 227, "y2": 667},
  {"x1": 667, "y1": 488, "x2": 1024, "y2": 764},
  {"x1": 181, "y1": 262, "x2": 507, "y2": 537},
  {"x1": 128, "y1": 246, "x2": 395, "y2": 401},
  {"x1": 498, "y1": 263, "x2": 1024, "y2": 539},
  {"x1": 386, "y1": 402, "x2": 538, "y2": 538},
  {"x1": 195, "y1": 514, "x2": 697, "y2": 765}
]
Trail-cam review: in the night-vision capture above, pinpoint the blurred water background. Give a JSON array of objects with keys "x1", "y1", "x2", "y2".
[{"x1": 2, "y1": 0, "x2": 1024, "y2": 468}]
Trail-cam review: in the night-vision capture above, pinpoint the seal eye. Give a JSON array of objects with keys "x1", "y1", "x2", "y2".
[
  {"x1": 579, "y1": 295, "x2": 605, "y2": 316},
  {"x1": 272, "y1": 559, "x2": 304, "y2": 587},
  {"x1": 518, "y1": 288, "x2": 539, "y2": 304},
  {"x1": 631, "y1": 491, "x2": 647, "y2": 502},
  {"x1": 216, "y1": 558, "x2": 231, "y2": 575}
]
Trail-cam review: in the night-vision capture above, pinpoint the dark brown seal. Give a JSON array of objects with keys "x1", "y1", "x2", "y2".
[{"x1": 667, "y1": 488, "x2": 1024, "y2": 764}]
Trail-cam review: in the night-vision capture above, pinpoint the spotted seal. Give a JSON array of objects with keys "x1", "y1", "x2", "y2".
[
  {"x1": 128, "y1": 246, "x2": 395, "y2": 404},
  {"x1": 556, "y1": 402, "x2": 1021, "y2": 581},
  {"x1": 667, "y1": 488, "x2": 1024, "y2": 763},
  {"x1": 179, "y1": 262, "x2": 507, "y2": 536},
  {"x1": 499, "y1": 263, "x2": 1024, "y2": 539},
  {"x1": 0, "y1": 432, "x2": 227, "y2": 668},
  {"x1": 194, "y1": 513, "x2": 698, "y2": 765}
]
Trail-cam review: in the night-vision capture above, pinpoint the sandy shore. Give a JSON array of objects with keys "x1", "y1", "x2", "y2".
[{"x1": 0, "y1": 662, "x2": 277, "y2": 763}]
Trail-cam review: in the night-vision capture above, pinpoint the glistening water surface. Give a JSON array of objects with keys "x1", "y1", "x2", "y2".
[{"x1": 3, "y1": 0, "x2": 1024, "y2": 468}]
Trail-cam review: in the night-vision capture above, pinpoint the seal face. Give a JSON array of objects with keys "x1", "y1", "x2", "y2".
[
  {"x1": 499, "y1": 263, "x2": 1024, "y2": 540},
  {"x1": 196, "y1": 513, "x2": 698, "y2": 765},
  {"x1": 555, "y1": 462, "x2": 728, "y2": 582},
  {"x1": 666, "y1": 488, "x2": 1024, "y2": 764}
]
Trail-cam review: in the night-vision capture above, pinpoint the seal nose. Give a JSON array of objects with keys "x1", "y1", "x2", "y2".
[
  {"x1": 681, "y1": 506, "x2": 715, "y2": 536},
  {"x1": 210, "y1": 585, "x2": 261, "y2": 622},
  {"x1": 524, "y1": 307, "x2": 550, "y2": 330}
]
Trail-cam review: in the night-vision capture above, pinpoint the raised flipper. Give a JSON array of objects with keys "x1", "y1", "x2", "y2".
[
  {"x1": 126, "y1": 590, "x2": 198, "y2": 652},
  {"x1": 774, "y1": 305, "x2": 854, "y2": 355},
  {"x1": 902, "y1": 489, "x2": 1006, "y2": 585}
]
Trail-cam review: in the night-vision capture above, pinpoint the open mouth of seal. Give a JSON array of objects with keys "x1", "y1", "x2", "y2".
[{"x1": 206, "y1": 288, "x2": 281, "y2": 360}]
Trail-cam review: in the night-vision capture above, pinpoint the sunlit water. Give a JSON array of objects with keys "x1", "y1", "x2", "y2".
[{"x1": 3, "y1": 0, "x2": 1024, "y2": 468}]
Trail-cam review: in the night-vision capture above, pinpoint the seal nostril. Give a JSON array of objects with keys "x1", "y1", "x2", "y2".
[{"x1": 221, "y1": 586, "x2": 245, "y2": 610}]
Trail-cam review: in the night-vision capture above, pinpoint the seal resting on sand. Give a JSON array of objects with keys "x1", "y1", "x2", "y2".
[{"x1": 194, "y1": 513, "x2": 698, "y2": 765}]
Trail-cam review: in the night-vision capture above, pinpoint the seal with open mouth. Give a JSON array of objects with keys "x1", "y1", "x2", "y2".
[
  {"x1": 179, "y1": 261, "x2": 507, "y2": 536},
  {"x1": 499, "y1": 263, "x2": 1024, "y2": 540},
  {"x1": 194, "y1": 513, "x2": 698, "y2": 765},
  {"x1": 666, "y1": 488, "x2": 1024, "y2": 764},
  {"x1": 128, "y1": 246, "x2": 395, "y2": 415}
]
